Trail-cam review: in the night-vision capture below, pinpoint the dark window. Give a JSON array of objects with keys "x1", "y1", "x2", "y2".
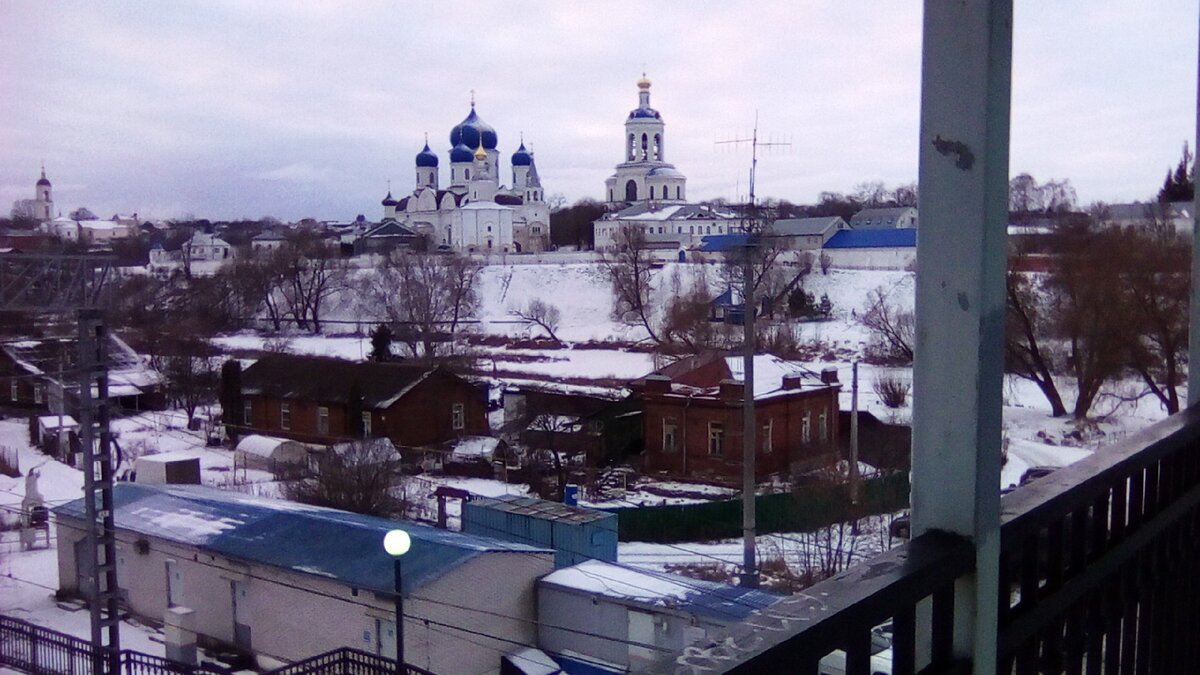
[{"x1": 625, "y1": 180, "x2": 638, "y2": 201}]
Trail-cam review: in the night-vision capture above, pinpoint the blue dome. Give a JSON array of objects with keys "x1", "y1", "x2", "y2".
[
  {"x1": 511, "y1": 142, "x2": 532, "y2": 167},
  {"x1": 628, "y1": 108, "x2": 662, "y2": 120},
  {"x1": 450, "y1": 143, "x2": 475, "y2": 163},
  {"x1": 415, "y1": 143, "x2": 438, "y2": 168},
  {"x1": 449, "y1": 107, "x2": 498, "y2": 150},
  {"x1": 381, "y1": 191, "x2": 397, "y2": 206}
]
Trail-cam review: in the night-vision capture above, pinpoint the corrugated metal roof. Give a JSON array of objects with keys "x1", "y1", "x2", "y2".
[
  {"x1": 469, "y1": 495, "x2": 614, "y2": 525},
  {"x1": 541, "y1": 560, "x2": 781, "y2": 622},
  {"x1": 770, "y1": 216, "x2": 845, "y2": 236},
  {"x1": 53, "y1": 483, "x2": 551, "y2": 595},
  {"x1": 824, "y1": 228, "x2": 917, "y2": 249},
  {"x1": 240, "y1": 354, "x2": 436, "y2": 408}
]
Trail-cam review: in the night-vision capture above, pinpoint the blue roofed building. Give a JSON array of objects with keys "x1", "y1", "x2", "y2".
[
  {"x1": 822, "y1": 227, "x2": 918, "y2": 270},
  {"x1": 536, "y1": 560, "x2": 782, "y2": 672},
  {"x1": 54, "y1": 483, "x2": 554, "y2": 673}
]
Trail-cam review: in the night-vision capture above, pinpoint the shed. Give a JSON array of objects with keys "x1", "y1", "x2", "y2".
[
  {"x1": 234, "y1": 434, "x2": 309, "y2": 471},
  {"x1": 537, "y1": 560, "x2": 781, "y2": 671},
  {"x1": 463, "y1": 495, "x2": 617, "y2": 568},
  {"x1": 53, "y1": 483, "x2": 555, "y2": 673},
  {"x1": 134, "y1": 453, "x2": 201, "y2": 485}
]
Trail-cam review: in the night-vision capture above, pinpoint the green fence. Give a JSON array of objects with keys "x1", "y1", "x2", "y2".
[{"x1": 608, "y1": 472, "x2": 910, "y2": 543}]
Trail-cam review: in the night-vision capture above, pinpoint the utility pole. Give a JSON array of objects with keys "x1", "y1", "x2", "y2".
[
  {"x1": 849, "y1": 360, "x2": 860, "y2": 534},
  {"x1": 716, "y1": 114, "x2": 789, "y2": 589},
  {"x1": 0, "y1": 254, "x2": 118, "y2": 673}
]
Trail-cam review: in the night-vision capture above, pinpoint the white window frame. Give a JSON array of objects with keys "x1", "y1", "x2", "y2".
[
  {"x1": 708, "y1": 421, "x2": 724, "y2": 456},
  {"x1": 452, "y1": 403, "x2": 465, "y2": 431},
  {"x1": 280, "y1": 402, "x2": 291, "y2": 431},
  {"x1": 317, "y1": 406, "x2": 329, "y2": 435},
  {"x1": 819, "y1": 411, "x2": 828, "y2": 442},
  {"x1": 10, "y1": 379, "x2": 17, "y2": 401},
  {"x1": 33, "y1": 384, "x2": 44, "y2": 405},
  {"x1": 762, "y1": 419, "x2": 773, "y2": 454},
  {"x1": 662, "y1": 417, "x2": 678, "y2": 453},
  {"x1": 802, "y1": 413, "x2": 811, "y2": 444},
  {"x1": 242, "y1": 400, "x2": 252, "y2": 426},
  {"x1": 362, "y1": 412, "x2": 372, "y2": 438}
]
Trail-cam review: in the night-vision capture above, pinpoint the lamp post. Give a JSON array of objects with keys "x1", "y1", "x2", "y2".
[{"x1": 382, "y1": 529, "x2": 411, "y2": 673}]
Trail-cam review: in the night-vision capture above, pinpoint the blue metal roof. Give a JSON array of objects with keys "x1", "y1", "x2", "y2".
[
  {"x1": 54, "y1": 483, "x2": 551, "y2": 595},
  {"x1": 698, "y1": 234, "x2": 749, "y2": 252},
  {"x1": 823, "y1": 228, "x2": 917, "y2": 249},
  {"x1": 627, "y1": 108, "x2": 661, "y2": 119}
]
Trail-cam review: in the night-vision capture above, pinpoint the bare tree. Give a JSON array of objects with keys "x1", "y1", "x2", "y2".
[
  {"x1": 1005, "y1": 268, "x2": 1069, "y2": 417},
  {"x1": 598, "y1": 226, "x2": 662, "y2": 344},
  {"x1": 160, "y1": 344, "x2": 220, "y2": 429},
  {"x1": 661, "y1": 264, "x2": 728, "y2": 352},
  {"x1": 514, "y1": 298, "x2": 562, "y2": 342},
  {"x1": 852, "y1": 181, "x2": 889, "y2": 209},
  {"x1": 360, "y1": 251, "x2": 481, "y2": 361},
  {"x1": 1121, "y1": 225, "x2": 1189, "y2": 413},
  {"x1": 277, "y1": 238, "x2": 349, "y2": 333},
  {"x1": 860, "y1": 286, "x2": 915, "y2": 363},
  {"x1": 282, "y1": 439, "x2": 404, "y2": 517}
]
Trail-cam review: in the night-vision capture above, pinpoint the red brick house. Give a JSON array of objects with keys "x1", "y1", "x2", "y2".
[
  {"x1": 633, "y1": 353, "x2": 841, "y2": 480},
  {"x1": 238, "y1": 354, "x2": 487, "y2": 448}
]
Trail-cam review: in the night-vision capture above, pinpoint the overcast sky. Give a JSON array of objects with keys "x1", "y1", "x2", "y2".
[{"x1": 1, "y1": 2, "x2": 1196, "y2": 222}]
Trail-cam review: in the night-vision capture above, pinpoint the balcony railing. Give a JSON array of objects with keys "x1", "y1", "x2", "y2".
[{"x1": 645, "y1": 408, "x2": 1200, "y2": 674}]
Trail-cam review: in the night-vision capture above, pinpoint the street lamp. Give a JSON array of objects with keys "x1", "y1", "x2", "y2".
[{"x1": 382, "y1": 529, "x2": 411, "y2": 672}]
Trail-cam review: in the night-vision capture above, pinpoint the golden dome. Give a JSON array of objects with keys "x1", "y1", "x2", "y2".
[
  {"x1": 473, "y1": 140, "x2": 487, "y2": 162},
  {"x1": 637, "y1": 73, "x2": 651, "y2": 89}
]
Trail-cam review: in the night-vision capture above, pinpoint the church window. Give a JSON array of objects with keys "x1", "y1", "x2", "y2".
[
  {"x1": 676, "y1": 186, "x2": 682, "y2": 199},
  {"x1": 487, "y1": 226, "x2": 492, "y2": 233},
  {"x1": 707, "y1": 226, "x2": 712, "y2": 234},
  {"x1": 609, "y1": 189, "x2": 614, "y2": 201},
  {"x1": 465, "y1": 168, "x2": 470, "y2": 180},
  {"x1": 628, "y1": 134, "x2": 635, "y2": 161},
  {"x1": 654, "y1": 133, "x2": 661, "y2": 160},
  {"x1": 625, "y1": 180, "x2": 638, "y2": 202},
  {"x1": 487, "y1": 239, "x2": 493, "y2": 249},
  {"x1": 641, "y1": 133, "x2": 648, "y2": 160},
  {"x1": 689, "y1": 226, "x2": 694, "y2": 234}
]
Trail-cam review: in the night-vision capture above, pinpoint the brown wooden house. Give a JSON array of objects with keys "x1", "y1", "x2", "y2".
[
  {"x1": 633, "y1": 353, "x2": 841, "y2": 481},
  {"x1": 238, "y1": 354, "x2": 488, "y2": 448}
]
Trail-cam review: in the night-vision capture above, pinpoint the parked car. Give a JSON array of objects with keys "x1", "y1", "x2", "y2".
[{"x1": 1019, "y1": 465, "x2": 1057, "y2": 486}]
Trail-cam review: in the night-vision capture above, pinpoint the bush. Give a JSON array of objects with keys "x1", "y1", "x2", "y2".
[{"x1": 873, "y1": 374, "x2": 912, "y2": 408}]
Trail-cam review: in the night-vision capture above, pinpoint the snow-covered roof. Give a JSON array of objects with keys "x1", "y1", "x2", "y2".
[
  {"x1": 461, "y1": 201, "x2": 514, "y2": 211},
  {"x1": 725, "y1": 355, "x2": 825, "y2": 399},
  {"x1": 53, "y1": 483, "x2": 552, "y2": 595},
  {"x1": 38, "y1": 415, "x2": 78, "y2": 429},
  {"x1": 449, "y1": 435, "x2": 501, "y2": 461},
  {"x1": 541, "y1": 560, "x2": 780, "y2": 622},
  {"x1": 235, "y1": 434, "x2": 307, "y2": 459},
  {"x1": 135, "y1": 452, "x2": 202, "y2": 465}
]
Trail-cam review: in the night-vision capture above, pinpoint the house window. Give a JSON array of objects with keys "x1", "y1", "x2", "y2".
[
  {"x1": 9, "y1": 379, "x2": 17, "y2": 401},
  {"x1": 802, "y1": 413, "x2": 811, "y2": 443},
  {"x1": 362, "y1": 412, "x2": 372, "y2": 438},
  {"x1": 762, "y1": 419, "x2": 773, "y2": 454},
  {"x1": 317, "y1": 406, "x2": 329, "y2": 435},
  {"x1": 452, "y1": 403, "x2": 465, "y2": 430},
  {"x1": 708, "y1": 421, "x2": 724, "y2": 456},
  {"x1": 242, "y1": 400, "x2": 252, "y2": 426},
  {"x1": 819, "y1": 411, "x2": 828, "y2": 442},
  {"x1": 280, "y1": 402, "x2": 291, "y2": 431},
  {"x1": 662, "y1": 417, "x2": 678, "y2": 453},
  {"x1": 33, "y1": 384, "x2": 44, "y2": 405}
]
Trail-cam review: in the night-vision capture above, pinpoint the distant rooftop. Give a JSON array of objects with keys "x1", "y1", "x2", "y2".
[
  {"x1": 824, "y1": 228, "x2": 917, "y2": 249},
  {"x1": 470, "y1": 494, "x2": 612, "y2": 525}
]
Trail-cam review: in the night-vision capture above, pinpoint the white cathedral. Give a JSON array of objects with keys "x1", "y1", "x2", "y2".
[
  {"x1": 380, "y1": 102, "x2": 549, "y2": 254},
  {"x1": 594, "y1": 76, "x2": 739, "y2": 251}
]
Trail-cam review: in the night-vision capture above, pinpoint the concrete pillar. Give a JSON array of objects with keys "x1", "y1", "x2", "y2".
[
  {"x1": 912, "y1": 1, "x2": 1012, "y2": 672},
  {"x1": 164, "y1": 606, "x2": 197, "y2": 665}
]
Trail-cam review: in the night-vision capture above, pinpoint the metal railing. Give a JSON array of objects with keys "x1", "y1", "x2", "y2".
[
  {"x1": 997, "y1": 407, "x2": 1200, "y2": 673},
  {"x1": 0, "y1": 616, "x2": 435, "y2": 675},
  {"x1": 649, "y1": 410, "x2": 1200, "y2": 674}
]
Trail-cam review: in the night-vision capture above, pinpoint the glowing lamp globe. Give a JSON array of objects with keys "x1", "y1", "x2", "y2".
[{"x1": 383, "y1": 529, "x2": 411, "y2": 557}]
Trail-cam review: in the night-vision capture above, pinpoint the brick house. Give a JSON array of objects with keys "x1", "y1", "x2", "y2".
[
  {"x1": 238, "y1": 354, "x2": 487, "y2": 448},
  {"x1": 633, "y1": 353, "x2": 841, "y2": 480}
]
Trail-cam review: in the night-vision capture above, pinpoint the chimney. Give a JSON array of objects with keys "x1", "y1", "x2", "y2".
[
  {"x1": 783, "y1": 373, "x2": 807, "y2": 390},
  {"x1": 719, "y1": 379, "x2": 743, "y2": 401},
  {"x1": 819, "y1": 368, "x2": 839, "y2": 385},
  {"x1": 639, "y1": 375, "x2": 671, "y2": 394}
]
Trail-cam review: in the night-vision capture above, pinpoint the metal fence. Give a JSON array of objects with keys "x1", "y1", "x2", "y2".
[{"x1": 0, "y1": 615, "x2": 435, "y2": 675}]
